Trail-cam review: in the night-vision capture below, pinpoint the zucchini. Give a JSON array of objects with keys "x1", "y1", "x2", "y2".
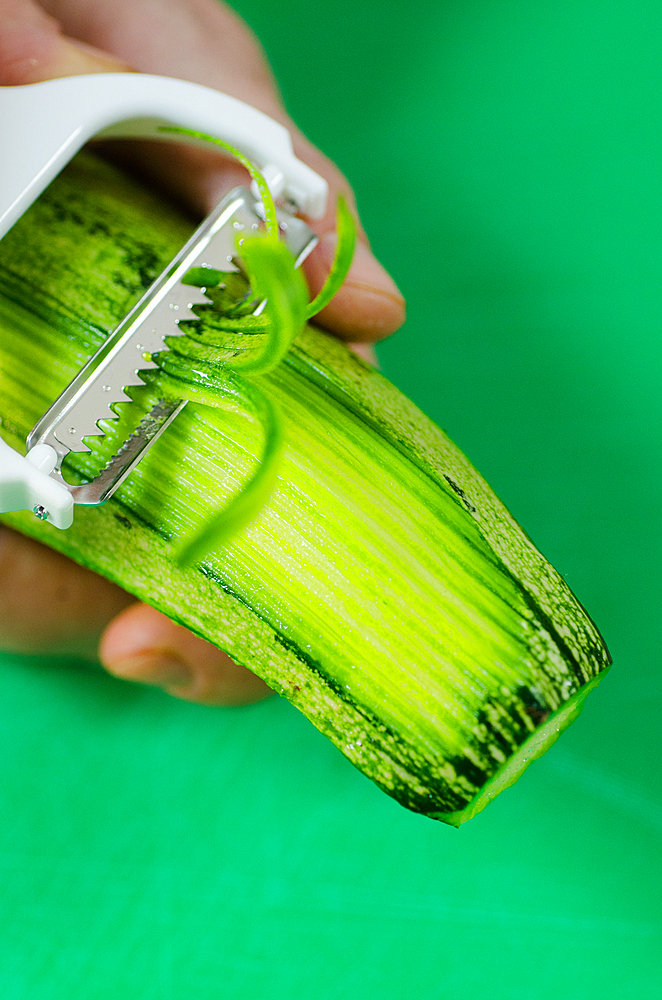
[{"x1": 0, "y1": 152, "x2": 610, "y2": 825}]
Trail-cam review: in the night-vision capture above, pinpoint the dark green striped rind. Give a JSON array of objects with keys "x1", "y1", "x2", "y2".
[
  {"x1": 0, "y1": 153, "x2": 610, "y2": 821},
  {"x1": 436, "y1": 669, "x2": 610, "y2": 826}
]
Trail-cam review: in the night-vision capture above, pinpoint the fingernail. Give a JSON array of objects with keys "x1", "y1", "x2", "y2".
[
  {"x1": 318, "y1": 233, "x2": 405, "y2": 306},
  {"x1": 106, "y1": 653, "x2": 193, "y2": 689}
]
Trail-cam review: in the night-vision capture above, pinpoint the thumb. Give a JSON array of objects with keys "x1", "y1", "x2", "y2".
[{"x1": 0, "y1": 0, "x2": 131, "y2": 84}]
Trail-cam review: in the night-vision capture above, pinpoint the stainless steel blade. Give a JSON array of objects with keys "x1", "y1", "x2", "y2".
[
  {"x1": 47, "y1": 398, "x2": 187, "y2": 506},
  {"x1": 26, "y1": 185, "x2": 318, "y2": 506},
  {"x1": 29, "y1": 188, "x2": 253, "y2": 456}
]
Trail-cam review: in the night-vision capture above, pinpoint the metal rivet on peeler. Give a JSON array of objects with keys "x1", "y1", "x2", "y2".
[
  {"x1": 33, "y1": 505, "x2": 48, "y2": 521},
  {"x1": 68, "y1": 427, "x2": 76, "y2": 435}
]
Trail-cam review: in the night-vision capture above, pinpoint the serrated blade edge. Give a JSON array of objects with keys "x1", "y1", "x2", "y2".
[
  {"x1": 27, "y1": 187, "x2": 255, "y2": 456},
  {"x1": 51, "y1": 285, "x2": 208, "y2": 451},
  {"x1": 25, "y1": 186, "x2": 319, "y2": 506}
]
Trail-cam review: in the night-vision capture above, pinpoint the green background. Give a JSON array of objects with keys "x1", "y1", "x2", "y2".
[{"x1": 1, "y1": 1, "x2": 661, "y2": 995}]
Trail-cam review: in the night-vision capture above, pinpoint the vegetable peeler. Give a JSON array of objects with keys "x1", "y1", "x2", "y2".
[{"x1": 0, "y1": 73, "x2": 327, "y2": 529}]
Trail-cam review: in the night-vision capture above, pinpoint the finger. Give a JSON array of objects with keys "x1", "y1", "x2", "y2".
[
  {"x1": 37, "y1": 0, "x2": 285, "y2": 108},
  {"x1": 0, "y1": 0, "x2": 131, "y2": 84},
  {"x1": 0, "y1": 526, "x2": 268, "y2": 705},
  {"x1": 280, "y1": 132, "x2": 405, "y2": 342},
  {"x1": 99, "y1": 602, "x2": 272, "y2": 706},
  {"x1": 0, "y1": 526, "x2": 133, "y2": 658},
  {"x1": 35, "y1": 0, "x2": 406, "y2": 340}
]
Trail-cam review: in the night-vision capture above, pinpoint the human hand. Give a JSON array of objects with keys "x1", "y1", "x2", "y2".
[{"x1": 0, "y1": 0, "x2": 406, "y2": 704}]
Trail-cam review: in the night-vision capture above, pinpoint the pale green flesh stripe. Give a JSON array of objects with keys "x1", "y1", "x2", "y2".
[
  {"x1": 0, "y1": 291, "x2": 538, "y2": 760},
  {"x1": 0, "y1": 153, "x2": 611, "y2": 821},
  {"x1": 287, "y1": 329, "x2": 610, "y2": 684}
]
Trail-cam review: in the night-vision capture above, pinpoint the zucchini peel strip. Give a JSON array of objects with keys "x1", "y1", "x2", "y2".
[{"x1": 149, "y1": 129, "x2": 357, "y2": 562}]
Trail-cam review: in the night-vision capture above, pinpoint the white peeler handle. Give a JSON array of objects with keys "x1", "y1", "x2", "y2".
[
  {"x1": 0, "y1": 73, "x2": 328, "y2": 240},
  {"x1": 0, "y1": 438, "x2": 73, "y2": 529}
]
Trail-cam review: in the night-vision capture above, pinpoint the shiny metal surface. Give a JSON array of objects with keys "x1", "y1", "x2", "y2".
[{"x1": 26, "y1": 187, "x2": 317, "y2": 506}]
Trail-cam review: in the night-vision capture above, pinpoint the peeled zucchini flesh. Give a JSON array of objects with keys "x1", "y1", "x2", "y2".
[{"x1": 0, "y1": 154, "x2": 610, "y2": 825}]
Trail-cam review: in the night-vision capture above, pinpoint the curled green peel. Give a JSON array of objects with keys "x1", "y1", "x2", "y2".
[
  {"x1": 157, "y1": 369, "x2": 284, "y2": 567},
  {"x1": 158, "y1": 127, "x2": 280, "y2": 238},
  {"x1": 148, "y1": 131, "x2": 355, "y2": 561},
  {"x1": 305, "y1": 197, "x2": 356, "y2": 319},
  {"x1": 227, "y1": 237, "x2": 308, "y2": 374}
]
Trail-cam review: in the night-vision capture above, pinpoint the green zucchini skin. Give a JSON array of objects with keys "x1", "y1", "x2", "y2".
[{"x1": 0, "y1": 154, "x2": 610, "y2": 824}]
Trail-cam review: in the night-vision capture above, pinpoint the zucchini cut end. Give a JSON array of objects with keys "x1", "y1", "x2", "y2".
[{"x1": 434, "y1": 668, "x2": 610, "y2": 827}]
